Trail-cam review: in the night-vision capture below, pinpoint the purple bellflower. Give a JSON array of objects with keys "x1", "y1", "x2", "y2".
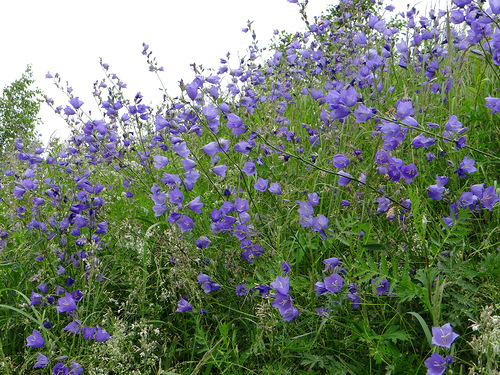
[
  {"x1": 95, "y1": 326, "x2": 112, "y2": 342},
  {"x1": 26, "y1": 329, "x2": 45, "y2": 347},
  {"x1": 69, "y1": 97, "x2": 84, "y2": 109},
  {"x1": 177, "y1": 215, "x2": 194, "y2": 232},
  {"x1": 63, "y1": 321, "x2": 80, "y2": 334},
  {"x1": 332, "y1": 154, "x2": 349, "y2": 169},
  {"x1": 481, "y1": 185, "x2": 500, "y2": 211},
  {"x1": 52, "y1": 363, "x2": 70, "y2": 375},
  {"x1": 322, "y1": 257, "x2": 339, "y2": 272},
  {"x1": 431, "y1": 323, "x2": 459, "y2": 349},
  {"x1": 271, "y1": 275, "x2": 289, "y2": 295},
  {"x1": 34, "y1": 352, "x2": 50, "y2": 368},
  {"x1": 455, "y1": 156, "x2": 477, "y2": 177},
  {"x1": 428, "y1": 185, "x2": 445, "y2": 200},
  {"x1": 375, "y1": 279, "x2": 390, "y2": 295},
  {"x1": 271, "y1": 292, "x2": 293, "y2": 315},
  {"x1": 176, "y1": 297, "x2": 192, "y2": 312},
  {"x1": 198, "y1": 273, "x2": 221, "y2": 294},
  {"x1": 491, "y1": 0, "x2": 500, "y2": 15},
  {"x1": 242, "y1": 161, "x2": 256, "y2": 176},
  {"x1": 396, "y1": 101, "x2": 414, "y2": 119},
  {"x1": 236, "y1": 284, "x2": 248, "y2": 296},
  {"x1": 424, "y1": 353, "x2": 454, "y2": 375},
  {"x1": 254, "y1": 178, "x2": 269, "y2": 192},
  {"x1": 324, "y1": 273, "x2": 344, "y2": 293},
  {"x1": 212, "y1": 164, "x2": 227, "y2": 178},
  {"x1": 282, "y1": 262, "x2": 291, "y2": 275},
  {"x1": 82, "y1": 326, "x2": 96, "y2": 340},
  {"x1": 70, "y1": 361, "x2": 85, "y2": 375},
  {"x1": 56, "y1": 292, "x2": 76, "y2": 313},
  {"x1": 281, "y1": 307, "x2": 299, "y2": 322},
  {"x1": 269, "y1": 182, "x2": 282, "y2": 194}
]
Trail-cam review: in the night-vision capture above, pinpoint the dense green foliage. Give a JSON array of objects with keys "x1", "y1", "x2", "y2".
[
  {"x1": 0, "y1": 65, "x2": 43, "y2": 153},
  {"x1": 1, "y1": 0, "x2": 500, "y2": 374}
]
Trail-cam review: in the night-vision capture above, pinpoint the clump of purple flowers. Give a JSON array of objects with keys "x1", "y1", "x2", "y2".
[
  {"x1": 197, "y1": 272, "x2": 221, "y2": 294},
  {"x1": 270, "y1": 276, "x2": 299, "y2": 322},
  {"x1": 424, "y1": 323, "x2": 459, "y2": 374}
]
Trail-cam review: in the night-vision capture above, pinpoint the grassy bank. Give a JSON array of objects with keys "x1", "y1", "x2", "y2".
[{"x1": 1, "y1": 0, "x2": 499, "y2": 373}]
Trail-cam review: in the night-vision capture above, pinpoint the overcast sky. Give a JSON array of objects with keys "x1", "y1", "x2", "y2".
[{"x1": 0, "y1": 0, "x2": 444, "y2": 145}]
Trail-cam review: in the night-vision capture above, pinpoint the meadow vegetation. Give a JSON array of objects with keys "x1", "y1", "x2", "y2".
[{"x1": 1, "y1": 0, "x2": 500, "y2": 373}]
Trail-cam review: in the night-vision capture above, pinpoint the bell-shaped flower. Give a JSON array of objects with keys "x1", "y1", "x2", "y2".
[
  {"x1": 271, "y1": 292, "x2": 293, "y2": 315},
  {"x1": 185, "y1": 82, "x2": 199, "y2": 101},
  {"x1": 30, "y1": 290, "x2": 42, "y2": 306},
  {"x1": 337, "y1": 171, "x2": 352, "y2": 186},
  {"x1": 412, "y1": 134, "x2": 436, "y2": 149},
  {"x1": 69, "y1": 97, "x2": 84, "y2": 109},
  {"x1": 324, "y1": 273, "x2": 343, "y2": 293},
  {"x1": 396, "y1": 101, "x2": 414, "y2": 119},
  {"x1": 353, "y1": 32, "x2": 367, "y2": 45},
  {"x1": 428, "y1": 185, "x2": 445, "y2": 200},
  {"x1": 431, "y1": 323, "x2": 459, "y2": 349},
  {"x1": 234, "y1": 197, "x2": 249, "y2": 213},
  {"x1": 315, "y1": 282, "x2": 328, "y2": 295},
  {"x1": 322, "y1": 257, "x2": 340, "y2": 271},
  {"x1": 176, "y1": 297, "x2": 192, "y2": 312},
  {"x1": 177, "y1": 215, "x2": 194, "y2": 232},
  {"x1": 271, "y1": 275, "x2": 289, "y2": 295},
  {"x1": 34, "y1": 352, "x2": 50, "y2": 368},
  {"x1": 187, "y1": 196, "x2": 203, "y2": 214},
  {"x1": 339, "y1": 87, "x2": 358, "y2": 107},
  {"x1": 455, "y1": 156, "x2": 476, "y2": 177},
  {"x1": 254, "y1": 178, "x2": 269, "y2": 192},
  {"x1": 63, "y1": 321, "x2": 80, "y2": 334},
  {"x1": 181, "y1": 158, "x2": 196, "y2": 171},
  {"x1": 183, "y1": 169, "x2": 200, "y2": 191},
  {"x1": 56, "y1": 292, "x2": 76, "y2": 313},
  {"x1": 168, "y1": 186, "x2": 184, "y2": 205},
  {"x1": 424, "y1": 353, "x2": 453, "y2": 375},
  {"x1": 332, "y1": 154, "x2": 349, "y2": 169},
  {"x1": 234, "y1": 141, "x2": 253, "y2": 154},
  {"x1": 269, "y1": 182, "x2": 282, "y2": 194},
  {"x1": 491, "y1": 0, "x2": 500, "y2": 14},
  {"x1": 26, "y1": 329, "x2": 45, "y2": 347},
  {"x1": 313, "y1": 214, "x2": 329, "y2": 232},
  {"x1": 212, "y1": 164, "x2": 227, "y2": 178},
  {"x1": 153, "y1": 155, "x2": 169, "y2": 169},
  {"x1": 82, "y1": 326, "x2": 96, "y2": 340},
  {"x1": 195, "y1": 236, "x2": 211, "y2": 248},
  {"x1": 95, "y1": 326, "x2": 112, "y2": 342},
  {"x1": 353, "y1": 104, "x2": 372, "y2": 123},
  {"x1": 236, "y1": 284, "x2": 248, "y2": 296},
  {"x1": 70, "y1": 361, "x2": 85, "y2": 374},
  {"x1": 172, "y1": 141, "x2": 190, "y2": 158},
  {"x1": 297, "y1": 201, "x2": 313, "y2": 217},
  {"x1": 281, "y1": 307, "x2": 299, "y2": 322},
  {"x1": 375, "y1": 197, "x2": 391, "y2": 213},
  {"x1": 242, "y1": 161, "x2": 256, "y2": 176},
  {"x1": 481, "y1": 185, "x2": 500, "y2": 211}
]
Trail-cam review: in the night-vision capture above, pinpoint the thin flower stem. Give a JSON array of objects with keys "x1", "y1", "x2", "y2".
[
  {"x1": 255, "y1": 133, "x2": 407, "y2": 210},
  {"x1": 378, "y1": 115, "x2": 500, "y2": 161}
]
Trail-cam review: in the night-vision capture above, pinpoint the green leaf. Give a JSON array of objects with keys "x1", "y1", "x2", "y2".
[
  {"x1": 382, "y1": 326, "x2": 410, "y2": 344},
  {"x1": 407, "y1": 311, "x2": 432, "y2": 346},
  {"x1": 0, "y1": 304, "x2": 39, "y2": 325},
  {"x1": 466, "y1": 86, "x2": 477, "y2": 94}
]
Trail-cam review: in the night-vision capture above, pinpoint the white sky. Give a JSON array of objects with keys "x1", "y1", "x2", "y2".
[{"x1": 0, "y1": 0, "x2": 444, "y2": 145}]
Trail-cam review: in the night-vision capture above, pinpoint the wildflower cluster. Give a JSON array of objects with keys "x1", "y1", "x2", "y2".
[
  {"x1": 425, "y1": 323, "x2": 459, "y2": 375},
  {"x1": 1, "y1": 0, "x2": 499, "y2": 372}
]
